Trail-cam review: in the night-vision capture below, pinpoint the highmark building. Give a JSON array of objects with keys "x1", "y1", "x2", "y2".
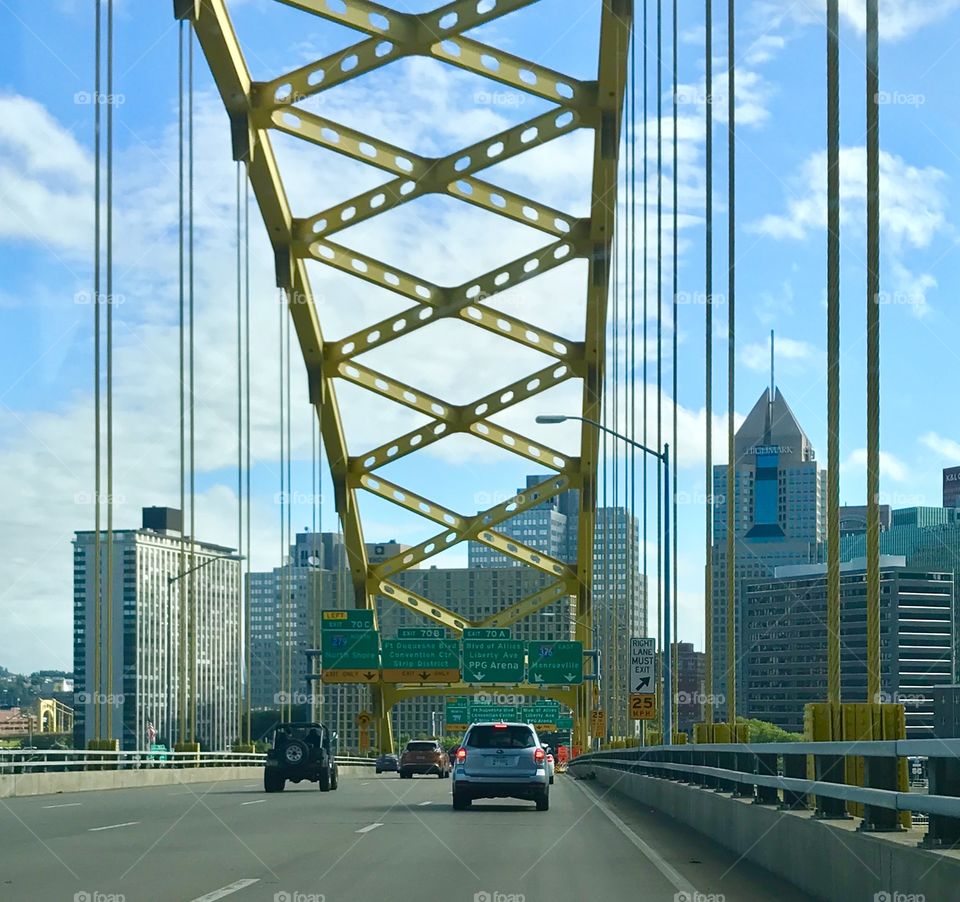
[
  {"x1": 711, "y1": 387, "x2": 826, "y2": 719},
  {"x1": 73, "y1": 507, "x2": 242, "y2": 751}
]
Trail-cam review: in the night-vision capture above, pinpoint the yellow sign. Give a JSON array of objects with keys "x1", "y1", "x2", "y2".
[
  {"x1": 381, "y1": 668, "x2": 460, "y2": 684},
  {"x1": 629, "y1": 693, "x2": 656, "y2": 720},
  {"x1": 322, "y1": 669, "x2": 379, "y2": 683},
  {"x1": 590, "y1": 709, "x2": 606, "y2": 734},
  {"x1": 323, "y1": 611, "x2": 348, "y2": 620},
  {"x1": 531, "y1": 722, "x2": 558, "y2": 732},
  {"x1": 356, "y1": 710, "x2": 372, "y2": 727}
]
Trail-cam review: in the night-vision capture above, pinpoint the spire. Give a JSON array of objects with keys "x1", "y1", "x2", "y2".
[{"x1": 770, "y1": 329, "x2": 775, "y2": 398}]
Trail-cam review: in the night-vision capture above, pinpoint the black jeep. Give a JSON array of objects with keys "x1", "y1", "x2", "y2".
[{"x1": 264, "y1": 722, "x2": 339, "y2": 793}]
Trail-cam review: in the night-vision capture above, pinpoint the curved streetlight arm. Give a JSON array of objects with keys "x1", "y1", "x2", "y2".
[
  {"x1": 536, "y1": 414, "x2": 666, "y2": 463},
  {"x1": 168, "y1": 553, "x2": 245, "y2": 585}
]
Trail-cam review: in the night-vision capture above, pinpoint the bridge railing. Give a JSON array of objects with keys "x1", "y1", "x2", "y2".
[
  {"x1": 569, "y1": 739, "x2": 960, "y2": 845},
  {"x1": 0, "y1": 750, "x2": 376, "y2": 773}
]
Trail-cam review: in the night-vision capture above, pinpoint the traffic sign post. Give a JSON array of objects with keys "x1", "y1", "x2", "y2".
[
  {"x1": 629, "y1": 693, "x2": 656, "y2": 720},
  {"x1": 321, "y1": 610, "x2": 379, "y2": 682},
  {"x1": 527, "y1": 641, "x2": 583, "y2": 685},
  {"x1": 630, "y1": 637, "x2": 656, "y2": 693},
  {"x1": 381, "y1": 638, "x2": 461, "y2": 683},
  {"x1": 463, "y1": 629, "x2": 526, "y2": 684},
  {"x1": 445, "y1": 697, "x2": 470, "y2": 732},
  {"x1": 468, "y1": 703, "x2": 520, "y2": 722},
  {"x1": 521, "y1": 701, "x2": 561, "y2": 732}
]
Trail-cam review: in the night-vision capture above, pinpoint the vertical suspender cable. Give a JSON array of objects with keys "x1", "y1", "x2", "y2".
[
  {"x1": 236, "y1": 162, "x2": 244, "y2": 745},
  {"x1": 629, "y1": 19, "x2": 638, "y2": 736},
  {"x1": 279, "y1": 294, "x2": 287, "y2": 721},
  {"x1": 104, "y1": 0, "x2": 115, "y2": 742},
  {"x1": 703, "y1": 0, "x2": 714, "y2": 726},
  {"x1": 826, "y1": 0, "x2": 842, "y2": 713},
  {"x1": 865, "y1": 0, "x2": 881, "y2": 702},
  {"x1": 725, "y1": 0, "x2": 737, "y2": 728},
  {"x1": 656, "y1": 0, "x2": 663, "y2": 737},
  {"x1": 670, "y1": 0, "x2": 679, "y2": 733},
  {"x1": 642, "y1": 0, "x2": 649, "y2": 667},
  {"x1": 92, "y1": 0, "x2": 103, "y2": 745},
  {"x1": 286, "y1": 302, "x2": 293, "y2": 718},
  {"x1": 244, "y1": 175, "x2": 252, "y2": 745},
  {"x1": 188, "y1": 30, "x2": 197, "y2": 743},
  {"x1": 177, "y1": 20, "x2": 187, "y2": 746}
]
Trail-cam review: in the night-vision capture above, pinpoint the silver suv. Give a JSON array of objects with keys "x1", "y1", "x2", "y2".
[{"x1": 451, "y1": 722, "x2": 550, "y2": 811}]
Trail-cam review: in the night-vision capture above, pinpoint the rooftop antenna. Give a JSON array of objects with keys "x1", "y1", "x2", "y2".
[{"x1": 770, "y1": 329, "x2": 775, "y2": 398}]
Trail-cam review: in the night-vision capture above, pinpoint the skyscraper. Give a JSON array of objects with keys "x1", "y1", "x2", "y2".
[
  {"x1": 73, "y1": 507, "x2": 242, "y2": 751},
  {"x1": 711, "y1": 388, "x2": 826, "y2": 718}
]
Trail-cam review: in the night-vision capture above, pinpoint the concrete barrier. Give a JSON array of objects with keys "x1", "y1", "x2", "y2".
[
  {"x1": 0, "y1": 765, "x2": 374, "y2": 799},
  {"x1": 570, "y1": 762, "x2": 960, "y2": 902}
]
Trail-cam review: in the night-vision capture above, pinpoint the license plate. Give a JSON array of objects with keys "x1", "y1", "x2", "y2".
[{"x1": 486, "y1": 756, "x2": 518, "y2": 766}]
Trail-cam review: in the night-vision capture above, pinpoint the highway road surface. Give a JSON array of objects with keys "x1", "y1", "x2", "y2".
[{"x1": 0, "y1": 774, "x2": 816, "y2": 901}]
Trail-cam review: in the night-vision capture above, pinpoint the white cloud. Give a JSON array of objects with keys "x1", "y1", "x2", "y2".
[
  {"x1": 760, "y1": 0, "x2": 960, "y2": 41},
  {"x1": 920, "y1": 431, "x2": 960, "y2": 460},
  {"x1": 842, "y1": 448, "x2": 911, "y2": 482},
  {"x1": 741, "y1": 335, "x2": 817, "y2": 372}
]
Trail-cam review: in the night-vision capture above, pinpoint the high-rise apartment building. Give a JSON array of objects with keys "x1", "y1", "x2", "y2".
[
  {"x1": 741, "y1": 558, "x2": 954, "y2": 738},
  {"x1": 73, "y1": 507, "x2": 242, "y2": 751},
  {"x1": 711, "y1": 387, "x2": 826, "y2": 718}
]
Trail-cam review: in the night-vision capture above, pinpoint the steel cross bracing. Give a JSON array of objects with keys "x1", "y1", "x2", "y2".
[{"x1": 183, "y1": 0, "x2": 633, "y2": 750}]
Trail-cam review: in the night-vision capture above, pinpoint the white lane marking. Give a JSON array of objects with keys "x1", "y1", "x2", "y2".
[
  {"x1": 42, "y1": 803, "x2": 82, "y2": 809},
  {"x1": 360, "y1": 782, "x2": 371, "y2": 786},
  {"x1": 188, "y1": 878, "x2": 259, "y2": 901},
  {"x1": 88, "y1": 821, "x2": 140, "y2": 832},
  {"x1": 571, "y1": 779, "x2": 698, "y2": 896},
  {"x1": 240, "y1": 799, "x2": 265, "y2": 806},
  {"x1": 243, "y1": 784, "x2": 258, "y2": 788},
  {"x1": 355, "y1": 822, "x2": 384, "y2": 834},
  {"x1": 171, "y1": 791, "x2": 196, "y2": 796},
  {"x1": 417, "y1": 801, "x2": 432, "y2": 806}
]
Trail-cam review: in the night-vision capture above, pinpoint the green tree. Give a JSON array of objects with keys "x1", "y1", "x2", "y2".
[{"x1": 737, "y1": 717, "x2": 804, "y2": 743}]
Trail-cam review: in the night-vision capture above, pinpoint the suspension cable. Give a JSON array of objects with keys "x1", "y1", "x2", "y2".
[
  {"x1": 236, "y1": 161, "x2": 244, "y2": 745},
  {"x1": 628, "y1": 14, "x2": 638, "y2": 742},
  {"x1": 670, "y1": 0, "x2": 679, "y2": 736},
  {"x1": 642, "y1": 0, "x2": 649, "y2": 688},
  {"x1": 704, "y1": 0, "x2": 714, "y2": 726},
  {"x1": 279, "y1": 290, "x2": 287, "y2": 721},
  {"x1": 286, "y1": 296, "x2": 293, "y2": 719},
  {"x1": 188, "y1": 27, "x2": 198, "y2": 743},
  {"x1": 826, "y1": 0, "x2": 842, "y2": 712},
  {"x1": 92, "y1": 0, "x2": 103, "y2": 745},
  {"x1": 865, "y1": 0, "x2": 881, "y2": 702},
  {"x1": 104, "y1": 0, "x2": 115, "y2": 743},
  {"x1": 656, "y1": 0, "x2": 664, "y2": 738},
  {"x1": 244, "y1": 172, "x2": 252, "y2": 745},
  {"x1": 177, "y1": 19, "x2": 187, "y2": 746},
  {"x1": 725, "y1": 0, "x2": 737, "y2": 728}
]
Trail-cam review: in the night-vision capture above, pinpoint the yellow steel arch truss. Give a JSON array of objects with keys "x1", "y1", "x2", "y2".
[{"x1": 183, "y1": 0, "x2": 632, "y2": 751}]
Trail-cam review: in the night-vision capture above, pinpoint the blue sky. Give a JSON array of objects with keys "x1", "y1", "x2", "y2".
[{"x1": 1, "y1": 0, "x2": 959, "y2": 672}]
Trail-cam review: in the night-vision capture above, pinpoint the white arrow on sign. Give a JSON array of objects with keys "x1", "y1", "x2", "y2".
[{"x1": 630, "y1": 637, "x2": 656, "y2": 694}]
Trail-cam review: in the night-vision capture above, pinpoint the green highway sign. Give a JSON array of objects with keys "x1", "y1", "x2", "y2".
[
  {"x1": 381, "y1": 638, "x2": 461, "y2": 683},
  {"x1": 321, "y1": 622, "x2": 379, "y2": 682},
  {"x1": 522, "y1": 701, "x2": 560, "y2": 720},
  {"x1": 445, "y1": 697, "x2": 470, "y2": 731},
  {"x1": 557, "y1": 715, "x2": 574, "y2": 730},
  {"x1": 398, "y1": 627, "x2": 446, "y2": 639},
  {"x1": 462, "y1": 636, "x2": 526, "y2": 684},
  {"x1": 321, "y1": 609, "x2": 375, "y2": 630},
  {"x1": 469, "y1": 703, "x2": 520, "y2": 722},
  {"x1": 462, "y1": 628, "x2": 513, "y2": 640},
  {"x1": 527, "y1": 641, "x2": 583, "y2": 685}
]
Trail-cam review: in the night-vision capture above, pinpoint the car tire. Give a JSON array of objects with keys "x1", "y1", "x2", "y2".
[
  {"x1": 318, "y1": 763, "x2": 332, "y2": 792},
  {"x1": 400, "y1": 770, "x2": 411, "y2": 779},
  {"x1": 281, "y1": 739, "x2": 309, "y2": 767},
  {"x1": 452, "y1": 790, "x2": 471, "y2": 810},
  {"x1": 264, "y1": 771, "x2": 285, "y2": 793},
  {"x1": 375, "y1": 768, "x2": 381, "y2": 775},
  {"x1": 536, "y1": 790, "x2": 549, "y2": 811},
  {"x1": 549, "y1": 776, "x2": 555, "y2": 785},
  {"x1": 331, "y1": 766, "x2": 339, "y2": 791}
]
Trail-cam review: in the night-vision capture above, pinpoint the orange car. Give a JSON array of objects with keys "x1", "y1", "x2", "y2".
[{"x1": 399, "y1": 739, "x2": 449, "y2": 778}]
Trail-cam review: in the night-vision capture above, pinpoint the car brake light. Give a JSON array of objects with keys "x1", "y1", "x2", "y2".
[
  {"x1": 493, "y1": 722, "x2": 507, "y2": 729},
  {"x1": 534, "y1": 748, "x2": 545, "y2": 762},
  {"x1": 456, "y1": 747, "x2": 466, "y2": 762}
]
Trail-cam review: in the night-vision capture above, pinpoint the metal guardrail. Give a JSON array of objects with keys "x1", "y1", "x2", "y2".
[
  {"x1": 569, "y1": 739, "x2": 960, "y2": 843},
  {"x1": 0, "y1": 750, "x2": 377, "y2": 773}
]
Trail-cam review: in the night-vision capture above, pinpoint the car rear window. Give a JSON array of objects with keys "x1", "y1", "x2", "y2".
[
  {"x1": 466, "y1": 725, "x2": 536, "y2": 749},
  {"x1": 406, "y1": 741, "x2": 438, "y2": 751}
]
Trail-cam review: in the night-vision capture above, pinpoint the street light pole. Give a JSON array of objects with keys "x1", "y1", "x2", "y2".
[{"x1": 536, "y1": 414, "x2": 674, "y2": 745}]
